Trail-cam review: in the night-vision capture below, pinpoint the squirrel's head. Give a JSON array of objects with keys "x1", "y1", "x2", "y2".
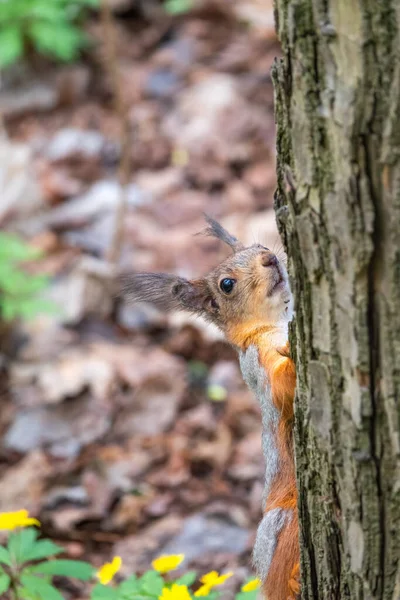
[{"x1": 120, "y1": 216, "x2": 293, "y2": 343}]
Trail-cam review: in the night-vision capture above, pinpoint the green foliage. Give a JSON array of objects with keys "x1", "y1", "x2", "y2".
[
  {"x1": 0, "y1": 517, "x2": 260, "y2": 600},
  {"x1": 164, "y1": 0, "x2": 193, "y2": 15},
  {"x1": 235, "y1": 591, "x2": 258, "y2": 600},
  {"x1": 0, "y1": 571, "x2": 11, "y2": 595},
  {"x1": 0, "y1": 232, "x2": 57, "y2": 322},
  {"x1": 91, "y1": 570, "x2": 164, "y2": 600},
  {"x1": 0, "y1": 0, "x2": 99, "y2": 68},
  {"x1": 90, "y1": 585, "x2": 119, "y2": 600},
  {"x1": 174, "y1": 571, "x2": 198, "y2": 587},
  {"x1": 29, "y1": 559, "x2": 95, "y2": 580},
  {"x1": 0, "y1": 527, "x2": 94, "y2": 599}
]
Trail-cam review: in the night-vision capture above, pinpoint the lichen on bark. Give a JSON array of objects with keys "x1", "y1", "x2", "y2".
[{"x1": 272, "y1": 1, "x2": 400, "y2": 598}]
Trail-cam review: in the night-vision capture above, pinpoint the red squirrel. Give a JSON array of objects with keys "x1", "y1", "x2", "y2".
[{"x1": 120, "y1": 216, "x2": 300, "y2": 600}]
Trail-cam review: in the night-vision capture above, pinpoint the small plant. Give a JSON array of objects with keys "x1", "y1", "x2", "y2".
[
  {"x1": 164, "y1": 0, "x2": 193, "y2": 15},
  {"x1": 0, "y1": 233, "x2": 56, "y2": 322},
  {"x1": 0, "y1": 510, "x2": 261, "y2": 600},
  {"x1": 0, "y1": 510, "x2": 94, "y2": 599},
  {"x1": 0, "y1": 0, "x2": 99, "y2": 68}
]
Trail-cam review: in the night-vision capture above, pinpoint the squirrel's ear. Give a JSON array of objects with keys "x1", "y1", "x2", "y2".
[
  {"x1": 119, "y1": 273, "x2": 187, "y2": 311},
  {"x1": 119, "y1": 273, "x2": 214, "y2": 315},
  {"x1": 173, "y1": 278, "x2": 217, "y2": 316},
  {"x1": 201, "y1": 214, "x2": 245, "y2": 252}
]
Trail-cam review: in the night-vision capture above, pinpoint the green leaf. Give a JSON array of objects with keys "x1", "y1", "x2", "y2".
[
  {"x1": 30, "y1": 559, "x2": 95, "y2": 580},
  {"x1": 0, "y1": 233, "x2": 41, "y2": 262},
  {"x1": 20, "y1": 574, "x2": 64, "y2": 600},
  {"x1": 0, "y1": 572, "x2": 11, "y2": 594},
  {"x1": 90, "y1": 583, "x2": 119, "y2": 600},
  {"x1": 120, "y1": 596, "x2": 155, "y2": 600},
  {"x1": 29, "y1": 4, "x2": 67, "y2": 22},
  {"x1": 0, "y1": 0, "x2": 98, "y2": 67},
  {"x1": 8, "y1": 297, "x2": 60, "y2": 320},
  {"x1": 139, "y1": 571, "x2": 164, "y2": 597},
  {"x1": 0, "y1": 26, "x2": 23, "y2": 67},
  {"x1": 29, "y1": 21, "x2": 84, "y2": 61},
  {"x1": 165, "y1": 0, "x2": 192, "y2": 15},
  {"x1": 118, "y1": 574, "x2": 140, "y2": 597},
  {"x1": 0, "y1": 269, "x2": 50, "y2": 295},
  {"x1": 0, "y1": 546, "x2": 12, "y2": 567},
  {"x1": 75, "y1": 0, "x2": 99, "y2": 6},
  {"x1": 235, "y1": 592, "x2": 258, "y2": 600},
  {"x1": 118, "y1": 574, "x2": 138, "y2": 590},
  {"x1": 16, "y1": 585, "x2": 42, "y2": 600},
  {"x1": 174, "y1": 571, "x2": 197, "y2": 587},
  {"x1": 23, "y1": 539, "x2": 64, "y2": 562},
  {"x1": 8, "y1": 528, "x2": 39, "y2": 565},
  {"x1": 1, "y1": 297, "x2": 20, "y2": 322}
]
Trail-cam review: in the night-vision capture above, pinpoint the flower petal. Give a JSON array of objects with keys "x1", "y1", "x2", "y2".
[
  {"x1": 199, "y1": 570, "x2": 233, "y2": 588},
  {"x1": 216, "y1": 572, "x2": 233, "y2": 585},
  {"x1": 194, "y1": 585, "x2": 211, "y2": 597},
  {"x1": 159, "y1": 584, "x2": 192, "y2": 600},
  {"x1": 0, "y1": 510, "x2": 41, "y2": 530},
  {"x1": 241, "y1": 578, "x2": 261, "y2": 592},
  {"x1": 200, "y1": 571, "x2": 219, "y2": 585},
  {"x1": 152, "y1": 554, "x2": 185, "y2": 573},
  {"x1": 96, "y1": 556, "x2": 122, "y2": 585}
]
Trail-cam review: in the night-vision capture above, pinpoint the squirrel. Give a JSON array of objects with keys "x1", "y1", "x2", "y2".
[{"x1": 120, "y1": 216, "x2": 300, "y2": 600}]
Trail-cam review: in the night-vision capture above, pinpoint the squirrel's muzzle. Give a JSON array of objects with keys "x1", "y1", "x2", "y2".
[{"x1": 261, "y1": 252, "x2": 279, "y2": 268}]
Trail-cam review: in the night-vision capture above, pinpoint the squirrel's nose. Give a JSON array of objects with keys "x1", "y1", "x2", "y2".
[{"x1": 261, "y1": 252, "x2": 278, "y2": 267}]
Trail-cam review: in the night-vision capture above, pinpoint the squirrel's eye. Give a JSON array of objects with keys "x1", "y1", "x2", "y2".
[{"x1": 219, "y1": 278, "x2": 236, "y2": 294}]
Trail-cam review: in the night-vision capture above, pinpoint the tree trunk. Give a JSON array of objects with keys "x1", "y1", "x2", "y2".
[{"x1": 272, "y1": 1, "x2": 400, "y2": 599}]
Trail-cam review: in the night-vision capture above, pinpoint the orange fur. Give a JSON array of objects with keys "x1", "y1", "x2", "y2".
[
  {"x1": 123, "y1": 224, "x2": 299, "y2": 599},
  {"x1": 227, "y1": 321, "x2": 278, "y2": 349},
  {"x1": 264, "y1": 513, "x2": 299, "y2": 600},
  {"x1": 227, "y1": 323, "x2": 300, "y2": 600}
]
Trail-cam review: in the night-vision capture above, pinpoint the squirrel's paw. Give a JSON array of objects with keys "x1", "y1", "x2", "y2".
[{"x1": 287, "y1": 563, "x2": 300, "y2": 599}]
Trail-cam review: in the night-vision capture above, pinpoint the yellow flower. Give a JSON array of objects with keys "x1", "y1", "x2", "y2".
[
  {"x1": 194, "y1": 585, "x2": 210, "y2": 597},
  {"x1": 194, "y1": 571, "x2": 233, "y2": 596},
  {"x1": 159, "y1": 583, "x2": 192, "y2": 600},
  {"x1": 96, "y1": 556, "x2": 122, "y2": 585},
  {"x1": 241, "y1": 578, "x2": 261, "y2": 592},
  {"x1": 0, "y1": 510, "x2": 40, "y2": 530},
  {"x1": 152, "y1": 554, "x2": 185, "y2": 574}
]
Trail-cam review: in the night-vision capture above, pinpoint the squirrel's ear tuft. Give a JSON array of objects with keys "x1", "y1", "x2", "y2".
[
  {"x1": 119, "y1": 273, "x2": 212, "y2": 315},
  {"x1": 201, "y1": 214, "x2": 245, "y2": 252}
]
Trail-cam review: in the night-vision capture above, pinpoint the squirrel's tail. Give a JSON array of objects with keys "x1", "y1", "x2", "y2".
[
  {"x1": 254, "y1": 493, "x2": 300, "y2": 600},
  {"x1": 263, "y1": 509, "x2": 300, "y2": 600}
]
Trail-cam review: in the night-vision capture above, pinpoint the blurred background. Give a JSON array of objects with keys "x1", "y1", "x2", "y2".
[{"x1": 0, "y1": 0, "x2": 281, "y2": 597}]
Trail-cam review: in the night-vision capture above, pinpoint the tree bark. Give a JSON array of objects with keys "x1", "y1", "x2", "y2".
[{"x1": 272, "y1": 1, "x2": 400, "y2": 599}]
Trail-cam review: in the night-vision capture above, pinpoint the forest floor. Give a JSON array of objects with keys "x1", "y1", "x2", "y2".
[{"x1": 0, "y1": 1, "x2": 280, "y2": 597}]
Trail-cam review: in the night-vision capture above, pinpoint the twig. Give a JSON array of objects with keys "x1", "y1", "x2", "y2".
[{"x1": 100, "y1": 0, "x2": 131, "y2": 264}]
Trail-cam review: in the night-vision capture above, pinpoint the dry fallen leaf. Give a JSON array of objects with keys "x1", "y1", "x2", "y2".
[{"x1": 0, "y1": 451, "x2": 52, "y2": 514}]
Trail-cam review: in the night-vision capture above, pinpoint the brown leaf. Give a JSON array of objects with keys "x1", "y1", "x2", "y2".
[
  {"x1": 113, "y1": 515, "x2": 183, "y2": 574},
  {"x1": 0, "y1": 451, "x2": 52, "y2": 514}
]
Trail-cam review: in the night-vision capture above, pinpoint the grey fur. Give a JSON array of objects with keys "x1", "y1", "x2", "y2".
[
  {"x1": 201, "y1": 214, "x2": 245, "y2": 252},
  {"x1": 240, "y1": 344, "x2": 288, "y2": 582},
  {"x1": 119, "y1": 273, "x2": 185, "y2": 310},
  {"x1": 118, "y1": 273, "x2": 212, "y2": 316},
  {"x1": 239, "y1": 345, "x2": 280, "y2": 502},
  {"x1": 253, "y1": 508, "x2": 290, "y2": 580}
]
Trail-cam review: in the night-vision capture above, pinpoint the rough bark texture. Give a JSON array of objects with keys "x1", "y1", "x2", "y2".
[{"x1": 272, "y1": 1, "x2": 400, "y2": 599}]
